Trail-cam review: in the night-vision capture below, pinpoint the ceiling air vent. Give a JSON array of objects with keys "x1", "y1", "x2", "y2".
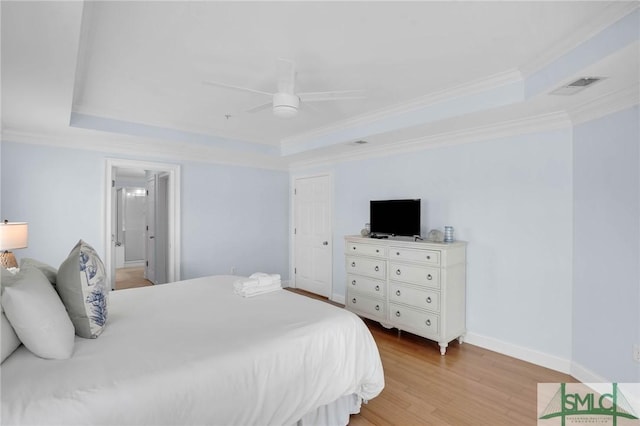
[{"x1": 550, "y1": 77, "x2": 605, "y2": 95}]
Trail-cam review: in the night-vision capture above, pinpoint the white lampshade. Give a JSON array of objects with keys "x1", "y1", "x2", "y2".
[{"x1": 0, "y1": 222, "x2": 28, "y2": 251}]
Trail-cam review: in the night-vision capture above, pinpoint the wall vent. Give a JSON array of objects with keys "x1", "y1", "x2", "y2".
[{"x1": 550, "y1": 77, "x2": 605, "y2": 95}]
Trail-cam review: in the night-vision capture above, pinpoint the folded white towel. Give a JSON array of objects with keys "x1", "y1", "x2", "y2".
[
  {"x1": 233, "y1": 278, "x2": 261, "y2": 292},
  {"x1": 234, "y1": 282, "x2": 281, "y2": 298},
  {"x1": 249, "y1": 272, "x2": 281, "y2": 287},
  {"x1": 233, "y1": 273, "x2": 282, "y2": 296}
]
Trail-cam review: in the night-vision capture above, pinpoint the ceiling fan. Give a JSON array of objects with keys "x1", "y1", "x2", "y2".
[{"x1": 203, "y1": 58, "x2": 365, "y2": 118}]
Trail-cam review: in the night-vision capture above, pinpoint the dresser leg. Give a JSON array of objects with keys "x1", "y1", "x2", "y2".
[
  {"x1": 439, "y1": 343, "x2": 448, "y2": 355},
  {"x1": 458, "y1": 335, "x2": 465, "y2": 344}
]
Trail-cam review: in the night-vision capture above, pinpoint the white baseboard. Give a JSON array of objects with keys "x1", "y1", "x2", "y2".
[
  {"x1": 570, "y1": 361, "x2": 609, "y2": 383},
  {"x1": 465, "y1": 331, "x2": 572, "y2": 375},
  {"x1": 281, "y1": 279, "x2": 293, "y2": 288}
]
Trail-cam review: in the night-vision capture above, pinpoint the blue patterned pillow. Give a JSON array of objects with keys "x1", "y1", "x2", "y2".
[{"x1": 57, "y1": 240, "x2": 109, "y2": 338}]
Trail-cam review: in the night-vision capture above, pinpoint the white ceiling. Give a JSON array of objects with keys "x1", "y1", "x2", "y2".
[{"x1": 1, "y1": 1, "x2": 638, "y2": 167}]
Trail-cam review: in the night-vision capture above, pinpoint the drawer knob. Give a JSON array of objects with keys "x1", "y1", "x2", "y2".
[
  {"x1": 426, "y1": 296, "x2": 432, "y2": 303},
  {"x1": 376, "y1": 249, "x2": 379, "y2": 253},
  {"x1": 396, "y1": 269, "x2": 401, "y2": 276},
  {"x1": 425, "y1": 319, "x2": 431, "y2": 326},
  {"x1": 396, "y1": 251, "x2": 400, "y2": 256},
  {"x1": 374, "y1": 266, "x2": 379, "y2": 272},
  {"x1": 375, "y1": 305, "x2": 380, "y2": 311},
  {"x1": 353, "y1": 246, "x2": 356, "y2": 250},
  {"x1": 351, "y1": 262, "x2": 356, "y2": 267},
  {"x1": 351, "y1": 280, "x2": 356, "y2": 286},
  {"x1": 396, "y1": 290, "x2": 401, "y2": 296},
  {"x1": 395, "y1": 311, "x2": 401, "y2": 317},
  {"x1": 375, "y1": 285, "x2": 380, "y2": 291},
  {"x1": 426, "y1": 255, "x2": 431, "y2": 260},
  {"x1": 352, "y1": 298, "x2": 357, "y2": 304},
  {"x1": 427, "y1": 274, "x2": 432, "y2": 280}
]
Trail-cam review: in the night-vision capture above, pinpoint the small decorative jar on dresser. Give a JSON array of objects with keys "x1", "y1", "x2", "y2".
[{"x1": 345, "y1": 235, "x2": 467, "y2": 355}]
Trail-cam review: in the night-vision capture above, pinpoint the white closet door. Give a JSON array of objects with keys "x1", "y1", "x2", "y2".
[{"x1": 294, "y1": 174, "x2": 332, "y2": 297}]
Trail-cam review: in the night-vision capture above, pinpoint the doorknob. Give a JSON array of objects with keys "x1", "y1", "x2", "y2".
[
  {"x1": 322, "y1": 241, "x2": 328, "y2": 245},
  {"x1": 149, "y1": 236, "x2": 155, "y2": 239}
]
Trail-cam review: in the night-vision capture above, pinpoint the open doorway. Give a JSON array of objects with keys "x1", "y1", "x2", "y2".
[
  {"x1": 105, "y1": 159, "x2": 181, "y2": 291},
  {"x1": 113, "y1": 179, "x2": 149, "y2": 289}
]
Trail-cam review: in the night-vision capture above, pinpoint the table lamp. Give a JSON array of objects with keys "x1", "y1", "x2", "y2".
[{"x1": 0, "y1": 220, "x2": 28, "y2": 269}]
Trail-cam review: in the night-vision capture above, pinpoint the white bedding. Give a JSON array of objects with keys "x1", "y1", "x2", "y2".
[{"x1": 1, "y1": 275, "x2": 384, "y2": 425}]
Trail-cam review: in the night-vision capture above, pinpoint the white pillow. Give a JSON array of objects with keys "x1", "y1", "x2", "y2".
[
  {"x1": 1, "y1": 311, "x2": 21, "y2": 362},
  {"x1": 20, "y1": 258, "x2": 57, "y2": 286},
  {"x1": 2, "y1": 266, "x2": 75, "y2": 359}
]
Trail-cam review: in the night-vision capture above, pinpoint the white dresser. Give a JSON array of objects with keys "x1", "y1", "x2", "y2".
[{"x1": 345, "y1": 235, "x2": 466, "y2": 355}]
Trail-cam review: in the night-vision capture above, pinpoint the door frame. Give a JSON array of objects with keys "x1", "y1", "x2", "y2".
[
  {"x1": 105, "y1": 158, "x2": 181, "y2": 290},
  {"x1": 290, "y1": 171, "x2": 334, "y2": 300}
]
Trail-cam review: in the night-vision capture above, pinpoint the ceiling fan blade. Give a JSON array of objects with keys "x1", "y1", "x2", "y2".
[
  {"x1": 299, "y1": 90, "x2": 366, "y2": 102},
  {"x1": 203, "y1": 80, "x2": 273, "y2": 97},
  {"x1": 299, "y1": 100, "x2": 322, "y2": 113},
  {"x1": 246, "y1": 102, "x2": 272, "y2": 114},
  {"x1": 276, "y1": 58, "x2": 296, "y2": 94},
  {"x1": 298, "y1": 89, "x2": 364, "y2": 97}
]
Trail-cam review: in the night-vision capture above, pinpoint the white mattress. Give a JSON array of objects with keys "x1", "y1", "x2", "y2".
[{"x1": 1, "y1": 275, "x2": 384, "y2": 425}]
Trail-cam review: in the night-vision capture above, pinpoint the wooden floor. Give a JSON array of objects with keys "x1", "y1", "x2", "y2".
[
  {"x1": 288, "y1": 288, "x2": 575, "y2": 426},
  {"x1": 115, "y1": 266, "x2": 153, "y2": 290}
]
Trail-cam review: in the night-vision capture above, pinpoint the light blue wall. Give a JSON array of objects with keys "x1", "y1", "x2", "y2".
[
  {"x1": 573, "y1": 106, "x2": 640, "y2": 382},
  {"x1": 0, "y1": 142, "x2": 104, "y2": 266},
  {"x1": 0, "y1": 141, "x2": 289, "y2": 280},
  {"x1": 181, "y1": 162, "x2": 289, "y2": 279},
  {"x1": 320, "y1": 128, "x2": 574, "y2": 361}
]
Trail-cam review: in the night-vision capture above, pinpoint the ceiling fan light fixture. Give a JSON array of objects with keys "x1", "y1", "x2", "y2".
[{"x1": 272, "y1": 92, "x2": 299, "y2": 118}]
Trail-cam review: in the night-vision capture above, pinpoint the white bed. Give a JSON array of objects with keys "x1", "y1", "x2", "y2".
[{"x1": 1, "y1": 275, "x2": 384, "y2": 425}]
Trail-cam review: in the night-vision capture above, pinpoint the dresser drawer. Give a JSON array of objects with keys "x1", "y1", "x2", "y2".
[
  {"x1": 346, "y1": 242, "x2": 386, "y2": 258},
  {"x1": 389, "y1": 262, "x2": 440, "y2": 288},
  {"x1": 389, "y1": 247, "x2": 440, "y2": 266},
  {"x1": 347, "y1": 274, "x2": 385, "y2": 298},
  {"x1": 389, "y1": 283, "x2": 440, "y2": 312},
  {"x1": 389, "y1": 303, "x2": 439, "y2": 336},
  {"x1": 347, "y1": 293, "x2": 385, "y2": 319},
  {"x1": 346, "y1": 256, "x2": 386, "y2": 280}
]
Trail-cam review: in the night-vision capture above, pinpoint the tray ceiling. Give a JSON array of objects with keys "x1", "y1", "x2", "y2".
[{"x1": 2, "y1": 1, "x2": 638, "y2": 166}]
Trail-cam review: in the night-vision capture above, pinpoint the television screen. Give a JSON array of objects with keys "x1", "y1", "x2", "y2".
[{"x1": 370, "y1": 199, "x2": 421, "y2": 237}]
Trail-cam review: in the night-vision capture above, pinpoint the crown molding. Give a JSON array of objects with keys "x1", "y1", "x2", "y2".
[
  {"x1": 289, "y1": 111, "x2": 571, "y2": 171},
  {"x1": 281, "y1": 68, "x2": 523, "y2": 149},
  {"x1": 70, "y1": 106, "x2": 279, "y2": 153},
  {"x1": 569, "y1": 84, "x2": 640, "y2": 125},
  {"x1": 519, "y1": 2, "x2": 639, "y2": 78},
  {"x1": 5, "y1": 85, "x2": 635, "y2": 174},
  {"x1": 1, "y1": 128, "x2": 289, "y2": 171},
  {"x1": 289, "y1": 83, "x2": 640, "y2": 172}
]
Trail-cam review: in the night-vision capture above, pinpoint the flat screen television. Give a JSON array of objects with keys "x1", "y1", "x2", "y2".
[{"x1": 370, "y1": 199, "x2": 421, "y2": 237}]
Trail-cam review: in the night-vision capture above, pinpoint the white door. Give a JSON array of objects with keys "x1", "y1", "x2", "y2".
[
  {"x1": 154, "y1": 174, "x2": 169, "y2": 284},
  {"x1": 115, "y1": 188, "x2": 125, "y2": 268},
  {"x1": 145, "y1": 173, "x2": 157, "y2": 284},
  {"x1": 294, "y1": 174, "x2": 332, "y2": 297},
  {"x1": 109, "y1": 179, "x2": 118, "y2": 290}
]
